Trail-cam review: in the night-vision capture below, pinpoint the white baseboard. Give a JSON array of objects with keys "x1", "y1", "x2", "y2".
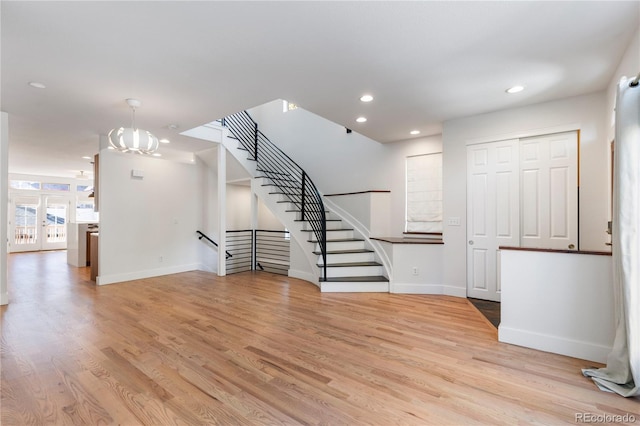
[
  {"x1": 391, "y1": 282, "x2": 466, "y2": 297},
  {"x1": 97, "y1": 263, "x2": 200, "y2": 286},
  {"x1": 288, "y1": 269, "x2": 319, "y2": 287},
  {"x1": 197, "y1": 263, "x2": 217, "y2": 273},
  {"x1": 498, "y1": 325, "x2": 611, "y2": 364}
]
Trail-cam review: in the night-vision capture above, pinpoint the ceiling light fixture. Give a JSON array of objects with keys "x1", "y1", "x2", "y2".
[
  {"x1": 108, "y1": 98, "x2": 159, "y2": 154},
  {"x1": 410, "y1": 130, "x2": 421, "y2": 135},
  {"x1": 356, "y1": 117, "x2": 367, "y2": 123},
  {"x1": 360, "y1": 94, "x2": 373, "y2": 102},
  {"x1": 159, "y1": 138, "x2": 170, "y2": 144},
  {"x1": 28, "y1": 81, "x2": 46, "y2": 89},
  {"x1": 506, "y1": 85, "x2": 525, "y2": 94}
]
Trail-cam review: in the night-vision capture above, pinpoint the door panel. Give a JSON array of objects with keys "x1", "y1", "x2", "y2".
[
  {"x1": 466, "y1": 131, "x2": 579, "y2": 301},
  {"x1": 11, "y1": 196, "x2": 41, "y2": 252},
  {"x1": 520, "y1": 132, "x2": 578, "y2": 250},
  {"x1": 467, "y1": 140, "x2": 520, "y2": 301},
  {"x1": 42, "y1": 196, "x2": 68, "y2": 251},
  {"x1": 9, "y1": 195, "x2": 70, "y2": 252}
]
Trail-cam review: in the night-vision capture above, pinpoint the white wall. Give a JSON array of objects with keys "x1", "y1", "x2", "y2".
[
  {"x1": 499, "y1": 250, "x2": 614, "y2": 363},
  {"x1": 98, "y1": 150, "x2": 201, "y2": 285},
  {"x1": 197, "y1": 155, "x2": 219, "y2": 272},
  {"x1": 225, "y1": 184, "x2": 285, "y2": 231},
  {"x1": 606, "y1": 27, "x2": 640, "y2": 144},
  {"x1": 442, "y1": 91, "x2": 609, "y2": 294},
  {"x1": 249, "y1": 101, "x2": 442, "y2": 236},
  {"x1": 0, "y1": 112, "x2": 9, "y2": 305},
  {"x1": 605, "y1": 27, "x2": 640, "y2": 218}
]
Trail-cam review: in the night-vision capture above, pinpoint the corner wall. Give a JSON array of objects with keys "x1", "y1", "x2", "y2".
[{"x1": 98, "y1": 150, "x2": 201, "y2": 285}]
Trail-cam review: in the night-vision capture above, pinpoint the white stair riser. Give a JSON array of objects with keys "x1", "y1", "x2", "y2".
[
  {"x1": 318, "y1": 240, "x2": 366, "y2": 252},
  {"x1": 323, "y1": 265, "x2": 384, "y2": 278},
  {"x1": 317, "y1": 252, "x2": 376, "y2": 265},
  {"x1": 308, "y1": 230, "x2": 354, "y2": 241},
  {"x1": 302, "y1": 221, "x2": 343, "y2": 231}
]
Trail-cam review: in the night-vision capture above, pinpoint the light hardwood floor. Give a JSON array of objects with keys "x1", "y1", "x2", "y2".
[{"x1": 1, "y1": 251, "x2": 638, "y2": 425}]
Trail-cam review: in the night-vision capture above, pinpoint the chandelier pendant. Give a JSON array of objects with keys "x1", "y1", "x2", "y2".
[{"x1": 108, "y1": 98, "x2": 159, "y2": 154}]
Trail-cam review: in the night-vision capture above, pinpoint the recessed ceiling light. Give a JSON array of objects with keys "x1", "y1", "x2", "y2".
[
  {"x1": 506, "y1": 85, "x2": 525, "y2": 94},
  {"x1": 168, "y1": 124, "x2": 179, "y2": 130},
  {"x1": 28, "y1": 81, "x2": 46, "y2": 89},
  {"x1": 159, "y1": 138, "x2": 170, "y2": 144},
  {"x1": 152, "y1": 153, "x2": 162, "y2": 157},
  {"x1": 360, "y1": 94, "x2": 373, "y2": 102},
  {"x1": 356, "y1": 117, "x2": 367, "y2": 123},
  {"x1": 82, "y1": 156, "x2": 92, "y2": 160},
  {"x1": 410, "y1": 130, "x2": 421, "y2": 135}
]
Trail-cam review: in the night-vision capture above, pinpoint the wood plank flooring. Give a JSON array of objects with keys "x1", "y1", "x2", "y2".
[{"x1": 2, "y1": 251, "x2": 638, "y2": 425}]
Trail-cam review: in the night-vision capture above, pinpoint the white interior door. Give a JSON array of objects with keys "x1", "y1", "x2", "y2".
[
  {"x1": 520, "y1": 131, "x2": 578, "y2": 250},
  {"x1": 9, "y1": 195, "x2": 69, "y2": 252},
  {"x1": 466, "y1": 131, "x2": 579, "y2": 301},
  {"x1": 467, "y1": 140, "x2": 520, "y2": 302}
]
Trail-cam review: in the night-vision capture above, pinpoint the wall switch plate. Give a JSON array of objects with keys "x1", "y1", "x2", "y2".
[{"x1": 447, "y1": 217, "x2": 461, "y2": 226}]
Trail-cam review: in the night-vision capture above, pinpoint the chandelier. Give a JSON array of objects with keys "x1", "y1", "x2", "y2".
[{"x1": 108, "y1": 98, "x2": 159, "y2": 154}]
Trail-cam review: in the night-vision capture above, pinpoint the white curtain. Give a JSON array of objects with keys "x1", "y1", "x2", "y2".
[{"x1": 583, "y1": 76, "x2": 640, "y2": 397}]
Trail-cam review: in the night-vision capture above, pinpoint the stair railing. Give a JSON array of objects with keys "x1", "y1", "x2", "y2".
[
  {"x1": 222, "y1": 111, "x2": 328, "y2": 280},
  {"x1": 196, "y1": 230, "x2": 232, "y2": 259}
]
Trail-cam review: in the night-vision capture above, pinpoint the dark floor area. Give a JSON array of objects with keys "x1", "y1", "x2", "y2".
[{"x1": 468, "y1": 298, "x2": 500, "y2": 328}]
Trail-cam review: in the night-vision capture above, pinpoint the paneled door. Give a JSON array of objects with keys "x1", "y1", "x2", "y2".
[
  {"x1": 467, "y1": 140, "x2": 520, "y2": 302},
  {"x1": 520, "y1": 132, "x2": 578, "y2": 250},
  {"x1": 466, "y1": 131, "x2": 579, "y2": 301},
  {"x1": 9, "y1": 195, "x2": 70, "y2": 252}
]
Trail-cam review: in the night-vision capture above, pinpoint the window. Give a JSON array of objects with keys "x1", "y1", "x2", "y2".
[
  {"x1": 77, "y1": 184, "x2": 91, "y2": 192},
  {"x1": 76, "y1": 200, "x2": 99, "y2": 222},
  {"x1": 42, "y1": 183, "x2": 70, "y2": 191},
  {"x1": 10, "y1": 180, "x2": 40, "y2": 190},
  {"x1": 406, "y1": 153, "x2": 443, "y2": 233}
]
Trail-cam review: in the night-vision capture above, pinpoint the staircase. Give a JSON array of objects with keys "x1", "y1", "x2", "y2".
[{"x1": 222, "y1": 111, "x2": 389, "y2": 292}]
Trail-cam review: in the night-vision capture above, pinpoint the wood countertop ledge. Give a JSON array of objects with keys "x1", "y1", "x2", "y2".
[{"x1": 499, "y1": 246, "x2": 611, "y2": 256}]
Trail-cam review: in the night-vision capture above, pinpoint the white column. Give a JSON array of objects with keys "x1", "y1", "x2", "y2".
[
  {"x1": 251, "y1": 190, "x2": 258, "y2": 270},
  {"x1": 1, "y1": 112, "x2": 9, "y2": 305},
  {"x1": 217, "y1": 143, "x2": 226, "y2": 276}
]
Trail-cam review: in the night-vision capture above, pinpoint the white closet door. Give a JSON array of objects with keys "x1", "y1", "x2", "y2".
[
  {"x1": 467, "y1": 140, "x2": 520, "y2": 302},
  {"x1": 520, "y1": 131, "x2": 578, "y2": 250}
]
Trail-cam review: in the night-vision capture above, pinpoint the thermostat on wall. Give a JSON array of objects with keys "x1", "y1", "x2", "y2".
[{"x1": 131, "y1": 169, "x2": 144, "y2": 179}]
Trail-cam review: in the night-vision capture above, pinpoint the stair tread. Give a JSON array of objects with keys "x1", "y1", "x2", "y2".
[
  {"x1": 287, "y1": 210, "x2": 330, "y2": 213},
  {"x1": 320, "y1": 261, "x2": 382, "y2": 267},
  {"x1": 295, "y1": 219, "x2": 341, "y2": 222},
  {"x1": 314, "y1": 249, "x2": 374, "y2": 255},
  {"x1": 258, "y1": 177, "x2": 299, "y2": 183},
  {"x1": 309, "y1": 238, "x2": 364, "y2": 242},
  {"x1": 322, "y1": 276, "x2": 389, "y2": 283},
  {"x1": 302, "y1": 228, "x2": 354, "y2": 232}
]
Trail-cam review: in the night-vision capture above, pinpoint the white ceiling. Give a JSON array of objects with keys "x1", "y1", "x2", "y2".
[{"x1": 2, "y1": 1, "x2": 638, "y2": 178}]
